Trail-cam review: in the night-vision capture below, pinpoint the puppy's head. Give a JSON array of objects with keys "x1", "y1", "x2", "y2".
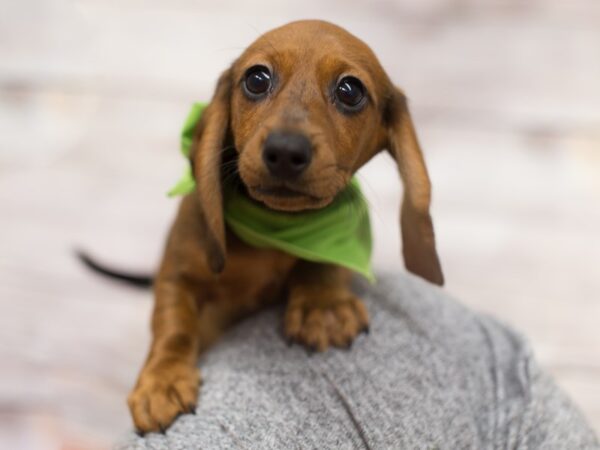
[{"x1": 190, "y1": 20, "x2": 443, "y2": 285}]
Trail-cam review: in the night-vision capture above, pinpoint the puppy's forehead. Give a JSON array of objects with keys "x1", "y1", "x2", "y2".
[
  {"x1": 235, "y1": 20, "x2": 387, "y2": 92},
  {"x1": 251, "y1": 20, "x2": 373, "y2": 55}
]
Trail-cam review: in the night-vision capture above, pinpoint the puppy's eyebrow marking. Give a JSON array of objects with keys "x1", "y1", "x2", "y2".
[{"x1": 257, "y1": 33, "x2": 283, "y2": 62}]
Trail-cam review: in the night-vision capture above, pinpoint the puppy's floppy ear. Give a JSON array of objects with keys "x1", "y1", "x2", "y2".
[
  {"x1": 384, "y1": 88, "x2": 444, "y2": 285},
  {"x1": 189, "y1": 68, "x2": 233, "y2": 274}
]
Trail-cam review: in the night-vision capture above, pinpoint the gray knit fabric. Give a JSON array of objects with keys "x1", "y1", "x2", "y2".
[{"x1": 117, "y1": 273, "x2": 599, "y2": 449}]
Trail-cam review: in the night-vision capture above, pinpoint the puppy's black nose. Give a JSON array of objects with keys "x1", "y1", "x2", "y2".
[{"x1": 262, "y1": 131, "x2": 312, "y2": 179}]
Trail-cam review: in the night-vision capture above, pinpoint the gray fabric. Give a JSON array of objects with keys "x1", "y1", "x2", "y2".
[{"x1": 117, "y1": 273, "x2": 599, "y2": 449}]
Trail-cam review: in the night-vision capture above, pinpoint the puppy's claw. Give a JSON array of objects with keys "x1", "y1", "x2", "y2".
[
  {"x1": 158, "y1": 424, "x2": 167, "y2": 435},
  {"x1": 284, "y1": 292, "x2": 369, "y2": 353},
  {"x1": 187, "y1": 404, "x2": 197, "y2": 414},
  {"x1": 361, "y1": 325, "x2": 370, "y2": 335},
  {"x1": 306, "y1": 344, "x2": 317, "y2": 355},
  {"x1": 135, "y1": 429, "x2": 145, "y2": 438}
]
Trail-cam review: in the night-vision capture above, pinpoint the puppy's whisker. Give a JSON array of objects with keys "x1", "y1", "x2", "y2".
[
  {"x1": 195, "y1": 149, "x2": 237, "y2": 168},
  {"x1": 338, "y1": 187, "x2": 356, "y2": 221},
  {"x1": 345, "y1": 181, "x2": 371, "y2": 224},
  {"x1": 221, "y1": 171, "x2": 241, "y2": 188},
  {"x1": 246, "y1": 23, "x2": 283, "y2": 62},
  {"x1": 191, "y1": 145, "x2": 236, "y2": 170},
  {"x1": 353, "y1": 173, "x2": 384, "y2": 225}
]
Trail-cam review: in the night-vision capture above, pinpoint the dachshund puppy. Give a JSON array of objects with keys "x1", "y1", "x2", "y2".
[{"x1": 127, "y1": 20, "x2": 443, "y2": 433}]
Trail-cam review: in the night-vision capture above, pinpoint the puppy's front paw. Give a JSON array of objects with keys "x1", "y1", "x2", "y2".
[
  {"x1": 127, "y1": 361, "x2": 200, "y2": 434},
  {"x1": 284, "y1": 292, "x2": 369, "y2": 352}
]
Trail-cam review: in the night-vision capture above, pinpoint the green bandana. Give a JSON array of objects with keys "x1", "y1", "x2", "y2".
[{"x1": 168, "y1": 103, "x2": 374, "y2": 282}]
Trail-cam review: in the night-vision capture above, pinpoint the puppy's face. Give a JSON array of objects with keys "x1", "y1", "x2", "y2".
[
  {"x1": 229, "y1": 21, "x2": 387, "y2": 211},
  {"x1": 192, "y1": 20, "x2": 444, "y2": 285}
]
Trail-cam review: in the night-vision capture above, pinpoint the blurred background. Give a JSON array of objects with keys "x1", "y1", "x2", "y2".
[{"x1": 1, "y1": 0, "x2": 599, "y2": 448}]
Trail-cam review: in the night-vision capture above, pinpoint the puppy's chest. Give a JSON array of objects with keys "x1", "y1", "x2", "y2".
[{"x1": 195, "y1": 232, "x2": 297, "y2": 312}]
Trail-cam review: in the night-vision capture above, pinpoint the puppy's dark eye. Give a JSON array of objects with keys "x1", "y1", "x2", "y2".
[
  {"x1": 244, "y1": 65, "x2": 272, "y2": 97},
  {"x1": 335, "y1": 77, "x2": 365, "y2": 108}
]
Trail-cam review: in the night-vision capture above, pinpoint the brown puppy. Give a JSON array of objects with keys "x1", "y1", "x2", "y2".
[{"x1": 127, "y1": 20, "x2": 443, "y2": 433}]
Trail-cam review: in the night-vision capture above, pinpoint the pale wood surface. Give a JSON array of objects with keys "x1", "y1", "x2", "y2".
[{"x1": 1, "y1": 0, "x2": 599, "y2": 448}]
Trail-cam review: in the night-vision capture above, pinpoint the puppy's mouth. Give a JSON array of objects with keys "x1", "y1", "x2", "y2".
[
  {"x1": 247, "y1": 184, "x2": 332, "y2": 212},
  {"x1": 254, "y1": 185, "x2": 318, "y2": 199}
]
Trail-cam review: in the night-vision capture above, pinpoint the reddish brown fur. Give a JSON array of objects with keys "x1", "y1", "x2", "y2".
[{"x1": 128, "y1": 20, "x2": 443, "y2": 433}]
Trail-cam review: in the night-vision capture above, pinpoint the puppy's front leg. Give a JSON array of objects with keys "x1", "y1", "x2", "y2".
[
  {"x1": 285, "y1": 262, "x2": 369, "y2": 352},
  {"x1": 127, "y1": 279, "x2": 201, "y2": 433},
  {"x1": 127, "y1": 195, "x2": 219, "y2": 434}
]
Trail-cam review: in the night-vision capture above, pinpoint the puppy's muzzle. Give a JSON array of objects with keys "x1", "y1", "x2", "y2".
[{"x1": 262, "y1": 131, "x2": 312, "y2": 179}]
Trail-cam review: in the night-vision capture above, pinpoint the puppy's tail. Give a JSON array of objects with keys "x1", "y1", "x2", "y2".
[{"x1": 75, "y1": 249, "x2": 154, "y2": 288}]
